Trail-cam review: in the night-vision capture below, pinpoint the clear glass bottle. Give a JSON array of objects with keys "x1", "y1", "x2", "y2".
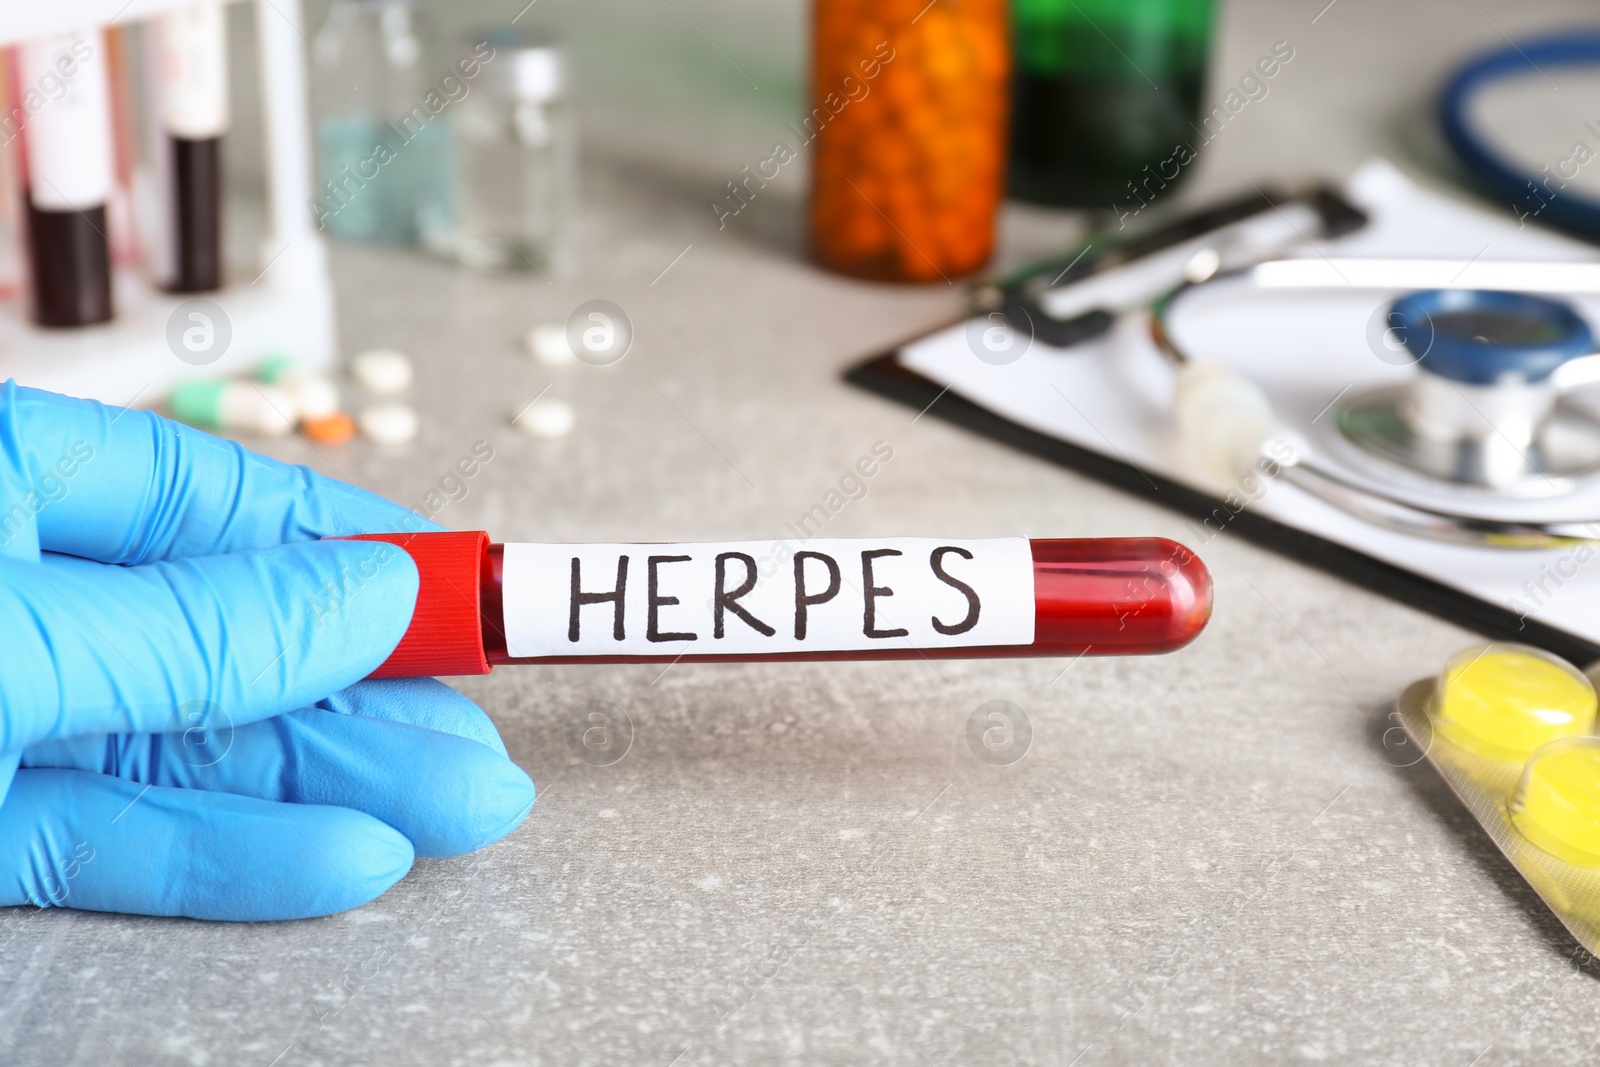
[
  {"x1": 449, "y1": 31, "x2": 575, "y2": 275},
  {"x1": 311, "y1": 0, "x2": 454, "y2": 246}
]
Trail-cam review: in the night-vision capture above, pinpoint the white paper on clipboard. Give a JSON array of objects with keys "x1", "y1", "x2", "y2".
[{"x1": 898, "y1": 160, "x2": 1600, "y2": 649}]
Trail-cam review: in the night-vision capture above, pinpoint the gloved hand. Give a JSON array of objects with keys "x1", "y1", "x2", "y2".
[{"x1": 0, "y1": 383, "x2": 534, "y2": 921}]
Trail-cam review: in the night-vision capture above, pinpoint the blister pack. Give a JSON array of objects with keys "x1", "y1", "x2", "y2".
[{"x1": 1396, "y1": 643, "x2": 1600, "y2": 952}]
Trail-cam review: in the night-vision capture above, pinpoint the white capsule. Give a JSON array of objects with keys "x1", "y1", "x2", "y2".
[
  {"x1": 220, "y1": 383, "x2": 297, "y2": 437},
  {"x1": 513, "y1": 396, "x2": 576, "y2": 439},
  {"x1": 525, "y1": 324, "x2": 575, "y2": 366},
  {"x1": 257, "y1": 355, "x2": 341, "y2": 420},
  {"x1": 351, "y1": 348, "x2": 414, "y2": 395},
  {"x1": 285, "y1": 374, "x2": 340, "y2": 420},
  {"x1": 359, "y1": 402, "x2": 420, "y2": 445}
]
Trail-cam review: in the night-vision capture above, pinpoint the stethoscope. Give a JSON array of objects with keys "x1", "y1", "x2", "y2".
[
  {"x1": 1150, "y1": 255, "x2": 1600, "y2": 549},
  {"x1": 982, "y1": 32, "x2": 1600, "y2": 550}
]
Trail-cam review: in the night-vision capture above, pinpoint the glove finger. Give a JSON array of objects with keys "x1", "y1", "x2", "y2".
[
  {"x1": 317, "y1": 677, "x2": 510, "y2": 756},
  {"x1": 23, "y1": 711, "x2": 535, "y2": 858},
  {"x1": 0, "y1": 540, "x2": 417, "y2": 749},
  {"x1": 0, "y1": 382, "x2": 446, "y2": 565},
  {"x1": 0, "y1": 768, "x2": 413, "y2": 920},
  {"x1": 0, "y1": 751, "x2": 17, "y2": 804}
]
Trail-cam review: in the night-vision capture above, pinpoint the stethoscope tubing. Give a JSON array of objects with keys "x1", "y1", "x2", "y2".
[{"x1": 1440, "y1": 31, "x2": 1600, "y2": 242}]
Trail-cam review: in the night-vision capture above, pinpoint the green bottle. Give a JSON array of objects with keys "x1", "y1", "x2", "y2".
[{"x1": 1009, "y1": 0, "x2": 1214, "y2": 208}]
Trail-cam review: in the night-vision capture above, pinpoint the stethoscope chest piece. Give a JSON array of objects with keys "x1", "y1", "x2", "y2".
[{"x1": 1337, "y1": 289, "x2": 1600, "y2": 497}]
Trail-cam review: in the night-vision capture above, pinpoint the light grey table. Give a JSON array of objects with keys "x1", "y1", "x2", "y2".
[{"x1": 7, "y1": 0, "x2": 1600, "y2": 1063}]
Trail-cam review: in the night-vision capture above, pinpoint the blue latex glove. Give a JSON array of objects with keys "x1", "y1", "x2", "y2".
[{"x1": 0, "y1": 383, "x2": 534, "y2": 921}]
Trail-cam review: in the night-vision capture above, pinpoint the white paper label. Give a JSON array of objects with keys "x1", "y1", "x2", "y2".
[
  {"x1": 161, "y1": 4, "x2": 229, "y2": 139},
  {"x1": 502, "y1": 538, "x2": 1036, "y2": 657},
  {"x1": 19, "y1": 31, "x2": 112, "y2": 209}
]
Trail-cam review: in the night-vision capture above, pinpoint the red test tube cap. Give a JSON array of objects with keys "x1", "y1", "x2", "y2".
[{"x1": 346, "y1": 531, "x2": 491, "y2": 678}]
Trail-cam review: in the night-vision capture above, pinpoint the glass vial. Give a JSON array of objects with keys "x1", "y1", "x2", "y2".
[
  {"x1": 1008, "y1": 0, "x2": 1214, "y2": 208},
  {"x1": 449, "y1": 31, "x2": 574, "y2": 275},
  {"x1": 806, "y1": 0, "x2": 1009, "y2": 283},
  {"x1": 310, "y1": 0, "x2": 454, "y2": 246}
]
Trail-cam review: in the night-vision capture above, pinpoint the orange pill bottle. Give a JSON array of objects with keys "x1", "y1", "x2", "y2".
[{"x1": 806, "y1": 0, "x2": 1009, "y2": 283}]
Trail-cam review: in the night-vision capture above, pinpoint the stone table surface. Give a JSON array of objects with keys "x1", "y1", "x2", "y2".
[{"x1": 7, "y1": 0, "x2": 1600, "y2": 1064}]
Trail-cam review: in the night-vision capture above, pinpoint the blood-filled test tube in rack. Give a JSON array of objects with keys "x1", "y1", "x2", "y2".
[
  {"x1": 155, "y1": 2, "x2": 229, "y2": 293},
  {"x1": 19, "y1": 30, "x2": 115, "y2": 327}
]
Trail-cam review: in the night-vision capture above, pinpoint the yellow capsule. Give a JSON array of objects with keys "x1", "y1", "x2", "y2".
[
  {"x1": 1512, "y1": 740, "x2": 1600, "y2": 868},
  {"x1": 1432, "y1": 643, "x2": 1596, "y2": 763}
]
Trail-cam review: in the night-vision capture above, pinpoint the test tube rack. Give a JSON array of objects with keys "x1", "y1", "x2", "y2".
[{"x1": 0, "y1": 0, "x2": 333, "y2": 408}]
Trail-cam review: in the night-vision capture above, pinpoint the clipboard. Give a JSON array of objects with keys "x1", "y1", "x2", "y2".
[{"x1": 843, "y1": 163, "x2": 1600, "y2": 665}]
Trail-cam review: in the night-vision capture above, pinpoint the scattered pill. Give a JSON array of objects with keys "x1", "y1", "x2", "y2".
[
  {"x1": 359, "y1": 402, "x2": 419, "y2": 444},
  {"x1": 171, "y1": 379, "x2": 296, "y2": 437},
  {"x1": 258, "y1": 354, "x2": 340, "y2": 420},
  {"x1": 1513, "y1": 741, "x2": 1600, "y2": 868},
  {"x1": 1433, "y1": 643, "x2": 1597, "y2": 762},
  {"x1": 301, "y1": 411, "x2": 356, "y2": 445},
  {"x1": 525, "y1": 324, "x2": 575, "y2": 366},
  {"x1": 351, "y1": 348, "x2": 414, "y2": 395},
  {"x1": 513, "y1": 396, "x2": 576, "y2": 439},
  {"x1": 287, "y1": 375, "x2": 339, "y2": 420}
]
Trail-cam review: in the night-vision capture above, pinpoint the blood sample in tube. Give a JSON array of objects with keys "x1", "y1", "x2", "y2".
[
  {"x1": 157, "y1": 3, "x2": 227, "y2": 292},
  {"x1": 342, "y1": 532, "x2": 1212, "y2": 678},
  {"x1": 19, "y1": 30, "x2": 113, "y2": 327}
]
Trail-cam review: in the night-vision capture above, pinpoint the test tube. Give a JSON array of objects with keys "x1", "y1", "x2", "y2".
[
  {"x1": 343, "y1": 532, "x2": 1212, "y2": 677},
  {"x1": 19, "y1": 29, "x2": 114, "y2": 327},
  {"x1": 156, "y1": 2, "x2": 227, "y2": 292}
]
